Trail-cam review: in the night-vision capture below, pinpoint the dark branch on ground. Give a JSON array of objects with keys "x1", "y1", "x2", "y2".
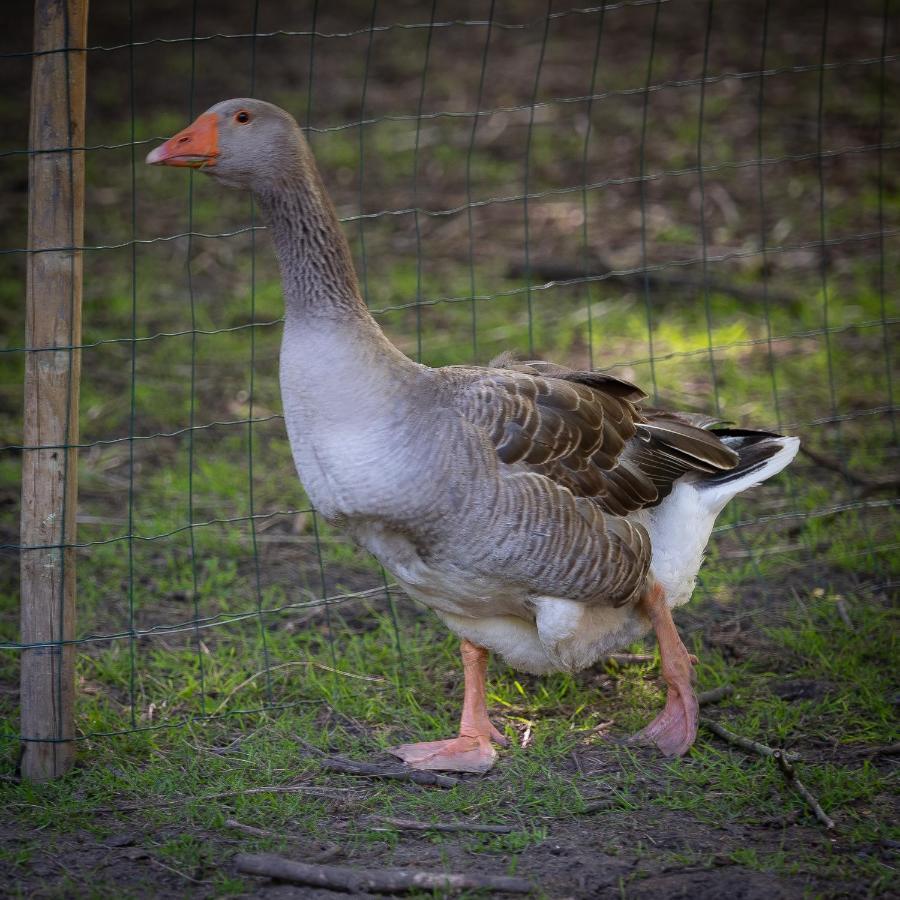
[
  {"x1": 774, "y1": 750, "x2": 836, "y2": 831},
  {"x1": 367, "y1": 816, "x2": 516, "y2": 834},
  {"x1": 603, "y1": 652, "x2": 655, "y2": 666},
  {"x1": 697, "y1": 684, "x2": 735, "y2": 706},
  {"x1": 318, "y1": 756, "x2": 460, "y2": 788},
  {"x1": 99, "y1": 783, "x2": 351, "y2": 813},
  {"x1": 506, "y1": 258, "x2": 803, "y2": 308},
  {"x1": 799, "y1": 445, "x2": 900, "y2": 496},
  {"x1": 701, "y1": 718, "x2": 801, "y2": 761},
  {"x1": 235, "y1": 853, "x2": 535, "y2": 894},
  {"x1": 701, "y1": 717, "x2": 836, "y2": 830}
]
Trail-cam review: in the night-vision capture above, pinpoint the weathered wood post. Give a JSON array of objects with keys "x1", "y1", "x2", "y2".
[{"x1": 20, "y1": 0, "x2": 88, "y2": 782}]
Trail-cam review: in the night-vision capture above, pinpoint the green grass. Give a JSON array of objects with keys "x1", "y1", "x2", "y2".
[{"x1": 1, "y1": 590, "x2": 897, "y2": 896}]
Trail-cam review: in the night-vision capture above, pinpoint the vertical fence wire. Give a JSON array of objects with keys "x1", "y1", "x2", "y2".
[
  {"x1": 464, "y1": 0, "x2": 496, "y2": 361},
  {"x1": 580, "y1": 4, "x2": 607, "y2": 372},
  {"x1": 696, "y1": 0, "x2": 721, "y2": 419},
  {"x1": 876, "y1": 0, "x2": 897, "y2": 444},
  {"x1": 356, "y1": 0, "x2": 379, "y2": 306},
  {"x1": 247, "y1": 0, "x2": 273, "y2": 705},
  {"x1": 755, "y1": 0, "x2": 782, "y2": 434},
  {"x1": 521, "y1": 0, "x2": 554, "y2": 357},
  {"x1": 752, "y1": 0, "x2": 815, "y2": 578},
  {"x1": 300, "y1": 0, "x2": 339, "y2": 674},
  {"x1": 126, "y1": 0, "x2": 139, "y2": 729},
  {"x1": 411, "y1": 1, "x2": 437, "y2": 365},
  {"x1": 815, "y1": 0, "x2": 843, "y2": 459},
  {"x1": 638, "y1": 0, "x2": 663, "y2": 403}
]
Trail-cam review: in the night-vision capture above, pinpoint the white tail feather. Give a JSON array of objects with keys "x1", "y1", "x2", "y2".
[
  {"x1": 698, "y1": 436, "x2": 800, "y2": 512},
  {"x1": 640, "y1": 435, "x2": 800, "y2": 608}
]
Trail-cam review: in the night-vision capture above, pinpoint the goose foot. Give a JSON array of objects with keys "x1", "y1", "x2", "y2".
[
  {"x1": 390, "y1": 735, "x2": 498, "y2": 773},
  {"x1": 390, "y1": 638, "x2": 508, "y2": 774},
  {"x1": 631, "y1": 583, "x2": 699, "y2": 757}
]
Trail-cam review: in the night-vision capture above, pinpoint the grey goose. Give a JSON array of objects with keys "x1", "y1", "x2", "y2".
[{"x1": 148, "y1": 99, "x2": 800, "y2": 773}]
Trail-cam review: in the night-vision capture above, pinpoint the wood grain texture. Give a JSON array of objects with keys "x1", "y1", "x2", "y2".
[{"x1": 20, "y1": 0, "x2": 88, "y2": 782}]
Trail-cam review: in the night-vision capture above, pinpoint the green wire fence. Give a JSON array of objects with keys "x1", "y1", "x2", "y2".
[{"x1": 1, "y1": 0, "x2": 897, "y2": 780}]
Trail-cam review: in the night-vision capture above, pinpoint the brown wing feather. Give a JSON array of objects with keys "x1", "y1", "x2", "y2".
[{"x1": 453, "y1": 355, "x2": 741, "y2": 515}]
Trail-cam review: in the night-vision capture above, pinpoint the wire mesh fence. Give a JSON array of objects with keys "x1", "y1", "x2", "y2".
[{"x1": 1, "y1": 0, "x2": 897, "y2": 775}]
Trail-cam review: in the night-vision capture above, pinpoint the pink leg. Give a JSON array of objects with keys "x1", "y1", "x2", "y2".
[
  {"x1": 389, "y1": 639, "x2": 508, "y2": 773},
  {"x1": 632, "y1": 583, "x2": 699, "y2": 757}
]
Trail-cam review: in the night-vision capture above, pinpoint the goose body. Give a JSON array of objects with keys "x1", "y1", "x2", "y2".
[{"x1": 148, "y1": 99, "x2": 799, "y2": 769}]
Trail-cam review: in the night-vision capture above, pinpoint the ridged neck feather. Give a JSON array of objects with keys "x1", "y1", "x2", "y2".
[{"x1": 254, "y1": 142, "x2": 371, "y2": 325}]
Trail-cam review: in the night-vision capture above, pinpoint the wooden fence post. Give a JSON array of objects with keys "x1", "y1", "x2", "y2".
[{"x1": 20, "y1": 0, "x2": 89, "y2": 782}]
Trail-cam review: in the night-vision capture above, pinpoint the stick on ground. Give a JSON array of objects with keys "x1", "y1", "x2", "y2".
[
  {"x1": 235, "y1": 853, "x2": 534, "y2": 894},
  {"x1": 319, "y1": 756, "x2": 460, "y2": 788},
  {"x1": 368, "y1": 816, "x2": 515, "y2": 834},
  {"x1": 225, "y1": 819, "x2": 275, "y2": 838},
  {"x1": 101, "y1": 783, "x2": 350, "y2": 814},
  {"x1": 697, "y1": 685, "x2": 734, "y2": 706},
  {"x1": 603, "y1": 653, "x2": 655, "y2": 666},
  {"x1": 774, "y1": 750, "x2": 836, "y2": 830},
  {"x1": 701, "y1": 718, "x2": 801, "y2": 762}
]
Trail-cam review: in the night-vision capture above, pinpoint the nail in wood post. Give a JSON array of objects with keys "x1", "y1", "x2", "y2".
[{"x1": 20, "y1": 0, "x2": 88, "y2": 782}]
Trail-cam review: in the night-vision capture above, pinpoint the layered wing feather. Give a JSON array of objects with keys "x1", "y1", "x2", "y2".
[
  {"x1": 451, "y1": 356, "x2": 741, "y2": 515},
  {"x1": 446, "y1": 356, "x2": 743, "y2": 607}
]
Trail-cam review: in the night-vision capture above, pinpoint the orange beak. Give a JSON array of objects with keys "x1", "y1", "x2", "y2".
[{"x1": 146, "y1": 112, "x2": 219, "y2": 168}]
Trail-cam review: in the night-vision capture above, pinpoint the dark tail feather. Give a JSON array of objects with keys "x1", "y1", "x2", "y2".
[{"x1": 697, "y1": 429, "x2": 800, "y2": 502}]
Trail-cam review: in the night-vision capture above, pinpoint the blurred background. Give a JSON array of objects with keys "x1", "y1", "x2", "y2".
[{"x1": 1, "y1": 0, "x2": 897, "y2": 742}]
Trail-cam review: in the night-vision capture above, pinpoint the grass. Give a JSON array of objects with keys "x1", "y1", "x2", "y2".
[
  {"x1": 1, "y1": 2, "x2": 898, "y2": 894},
  {"x1": 1, "y1": 589, "x2": 897, "y2": 896}
]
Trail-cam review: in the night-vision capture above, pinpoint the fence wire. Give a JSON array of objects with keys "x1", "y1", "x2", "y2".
[{"x1": 1, "y1": 0, "x2": 897, "y2": 759}]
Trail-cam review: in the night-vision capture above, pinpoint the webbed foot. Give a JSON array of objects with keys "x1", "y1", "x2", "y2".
[
  {"x1": 631, "y1": 584, "x2": 699, "y2": 757},
  {"x1": 390, "y1": 639, "x2": 508, "y2": 774},
  {"x1": 390, "y1": 735, "x2": 498, "y2": 773}
]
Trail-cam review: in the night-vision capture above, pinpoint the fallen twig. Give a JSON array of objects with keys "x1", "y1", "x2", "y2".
[
  {"x1": 570, "y1": 750, "x2": 585, "y2": 776},
  {"x1": 225, "y1": 818, "x2": 275, "y2": 838},
  {"x1": 697, "y1": 685, "x2": 734, "y2": 706},
  {"x1": 319, "y1": 756, "x2": 460, "y2": 789},
  {"x1": 235, "y1": 853, "x2": 534, "y2": 894},
  {"x1": 368, "y1": 816, "x2": 516, "y2": 834},
  {"x1": 102, "y1": 783, "x2": 351, "y2": 813},
  {"x1": 580, "y1": 799, "x2": 618, "y2": 814},
  {"x1": 603, "y1": 652, "x2": 655, "y2": 666},
  {"x1": 852, "y1": 741, "x2": 900, "y2": 758},
  {"x1": 701, "y1": 718, "x2": 800, "y2": 762},
  {"x1": 148, "y1": 855, "x2": 211, "y2": 885},
  {"x1": 773, "y1": 750, "x2": 836, "y2": 830},
  {"x1": 506, "y1": 258, "x2": 803, "y2": 309},
  {"x1": 835, "y1": 599, "x2": 854, "y2": 631},
  {"x1": 224, "y1": 822, "x2": 343, "y2": 862},
  {"x1": 211, "y1": 661, "x2": 384, "y2": 716},
  {"x1": 799, "y1": 445, "x2": 900, "y2": 496}
]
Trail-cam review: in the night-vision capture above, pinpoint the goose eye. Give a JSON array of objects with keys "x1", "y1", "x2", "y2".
[{"x1": 235, "y1": 111, "x2": 251, "y2": 124}]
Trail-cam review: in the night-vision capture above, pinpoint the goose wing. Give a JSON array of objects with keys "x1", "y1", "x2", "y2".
[{"x1": 451, "y1": 356, "x2": 740, "y2": 516}]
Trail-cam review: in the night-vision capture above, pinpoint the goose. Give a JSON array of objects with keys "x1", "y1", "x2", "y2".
[{"x1": 147, "y1": 99, "x2": 800, "y2": 773}]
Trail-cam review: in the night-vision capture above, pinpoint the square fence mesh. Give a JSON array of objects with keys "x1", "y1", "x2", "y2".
[{"x1": 1, "y1": 0, "x2": 897, "y2": 766}]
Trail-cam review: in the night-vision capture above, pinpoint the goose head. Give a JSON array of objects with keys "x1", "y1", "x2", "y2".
[{"x1": 146, "y1": 98, "x2": 304, "y2": 191}]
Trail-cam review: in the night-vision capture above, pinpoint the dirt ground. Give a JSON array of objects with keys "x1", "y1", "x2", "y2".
[
  {"x1": 0, "y1": 808, "x2": 857, "y2": 898},
  {"x1": 4, "y1": 568, "x2": 897, "y2": 898}
]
